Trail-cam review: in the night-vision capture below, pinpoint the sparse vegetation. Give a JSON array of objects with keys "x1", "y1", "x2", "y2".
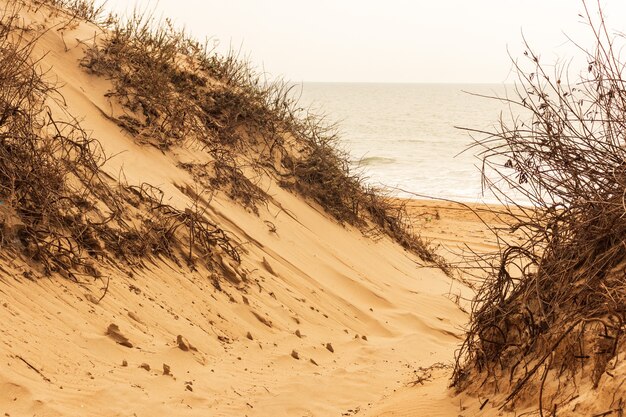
[
  {"x1": 0, "y1": 2, "x2": 239, "y2": 279},
  {"x1": 0, "y1": 4, "x2": 110, "y2": 277},
  {"x1": 454, "y1": 2, "x2": 626, "y2": 413},
  {"x1": 72, "y1": 1, "x2": 443, "y2": 266},
  {"x1": 36, "y1": 0, "x2": 106, "y2": 21},
  {"x1": 0, "y1": 0, "x2": 446, "y2": 282}
]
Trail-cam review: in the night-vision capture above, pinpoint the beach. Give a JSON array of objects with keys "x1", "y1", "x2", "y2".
[{"x1": 1, "y1": 1, "x2": 624, "y2": 416}]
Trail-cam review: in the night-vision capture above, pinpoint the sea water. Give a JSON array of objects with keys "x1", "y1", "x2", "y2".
[{"x1": 299, "y1": 83, "x2": 512, "y2": 203}]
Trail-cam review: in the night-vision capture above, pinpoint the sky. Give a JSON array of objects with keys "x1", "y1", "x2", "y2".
[{"x1": 103, "y1": 0, "x2": 626, "y2": 84}]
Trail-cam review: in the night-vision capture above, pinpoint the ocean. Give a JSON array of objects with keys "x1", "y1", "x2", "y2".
[{"x1": 299, "y1": 83, "x2": 511, "y2": 203}]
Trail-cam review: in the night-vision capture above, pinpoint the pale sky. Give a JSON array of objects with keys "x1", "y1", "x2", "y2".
[{"x1": 104, "y1": 0, "x2": 626, "y2": 84}]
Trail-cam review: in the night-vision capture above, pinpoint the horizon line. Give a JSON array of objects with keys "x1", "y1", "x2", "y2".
[{"x1": 297, "y1": 80, "x2": 515, "y2": 85}]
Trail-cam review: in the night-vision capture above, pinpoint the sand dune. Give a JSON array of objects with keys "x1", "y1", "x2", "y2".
[
  {"x1": 0, "y1": 2, "x2": 481, "y2": 416},
  {"x1": 0, "y1": 195, "x2": 471, "y2": 416}
]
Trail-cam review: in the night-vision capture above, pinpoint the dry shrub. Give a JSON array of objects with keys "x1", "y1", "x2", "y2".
[
  {"x1": 284, "y1": 119, "x2": 362, "y2": 223},
  {"x1": 179, "y1": 156, "x2": 268, "y2": 215},
  {"x1": 79, "y1": 11, "x2": 283, "y2": 151},
  {"x1": 361, "y1": 189, "x2": 443, "y2": 266},
  {"x1": 0, "y1": 5, "x2": 111, "y2": 276},
  {"x1": 80, "y1": 15, "x2": 208, "y2": 148},
  {"x1": 0, "y1": 4, "x2": 239, "y2": 279},
  {"x1": 111, "y1": 183, "x2": 239, "y2": 267},
  {"x1": 35, "y1": 0, "x2": 106, "y2": 21},
  {"x1": 454, "y1": 2, "x2": 626, "y2": 413},
  {"x1": 79, "y1": 11, "x2": 278, "y2": 213}
]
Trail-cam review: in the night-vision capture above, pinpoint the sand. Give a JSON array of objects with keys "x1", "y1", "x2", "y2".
[
  {"x1": 0, "y1": 3, "x2": 514, "y2": 416},
  {"x1": 0, "y1": 191, "x2": 490, "y2": 416}
]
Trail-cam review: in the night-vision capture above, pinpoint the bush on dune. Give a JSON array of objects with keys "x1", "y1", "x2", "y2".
[
  {"x1": 0, "y1": 2, "x2": 239, "y2": 280},
  {"x1": 454, "y1": 2, "x2": 626, "y2": 413},
  {"x1": 0, "y1": 5, "x2": 112, "y2": 276}
]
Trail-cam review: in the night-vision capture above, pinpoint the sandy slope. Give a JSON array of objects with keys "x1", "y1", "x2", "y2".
[
  {"x1": 0, "y1": 3, "x2": 481, "y2": 416},
  {"x1": 357, "y1": 201, "x2": 502, "y2": 417}
]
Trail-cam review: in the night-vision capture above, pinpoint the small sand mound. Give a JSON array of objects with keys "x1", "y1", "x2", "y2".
[{"x1": 106, "y1": 324, "x2": 133, "y2": 348}]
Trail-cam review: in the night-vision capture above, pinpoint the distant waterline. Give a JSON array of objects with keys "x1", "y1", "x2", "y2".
[{"x1": 299, "y1": 82, "x2": 512, "y2": 204}]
